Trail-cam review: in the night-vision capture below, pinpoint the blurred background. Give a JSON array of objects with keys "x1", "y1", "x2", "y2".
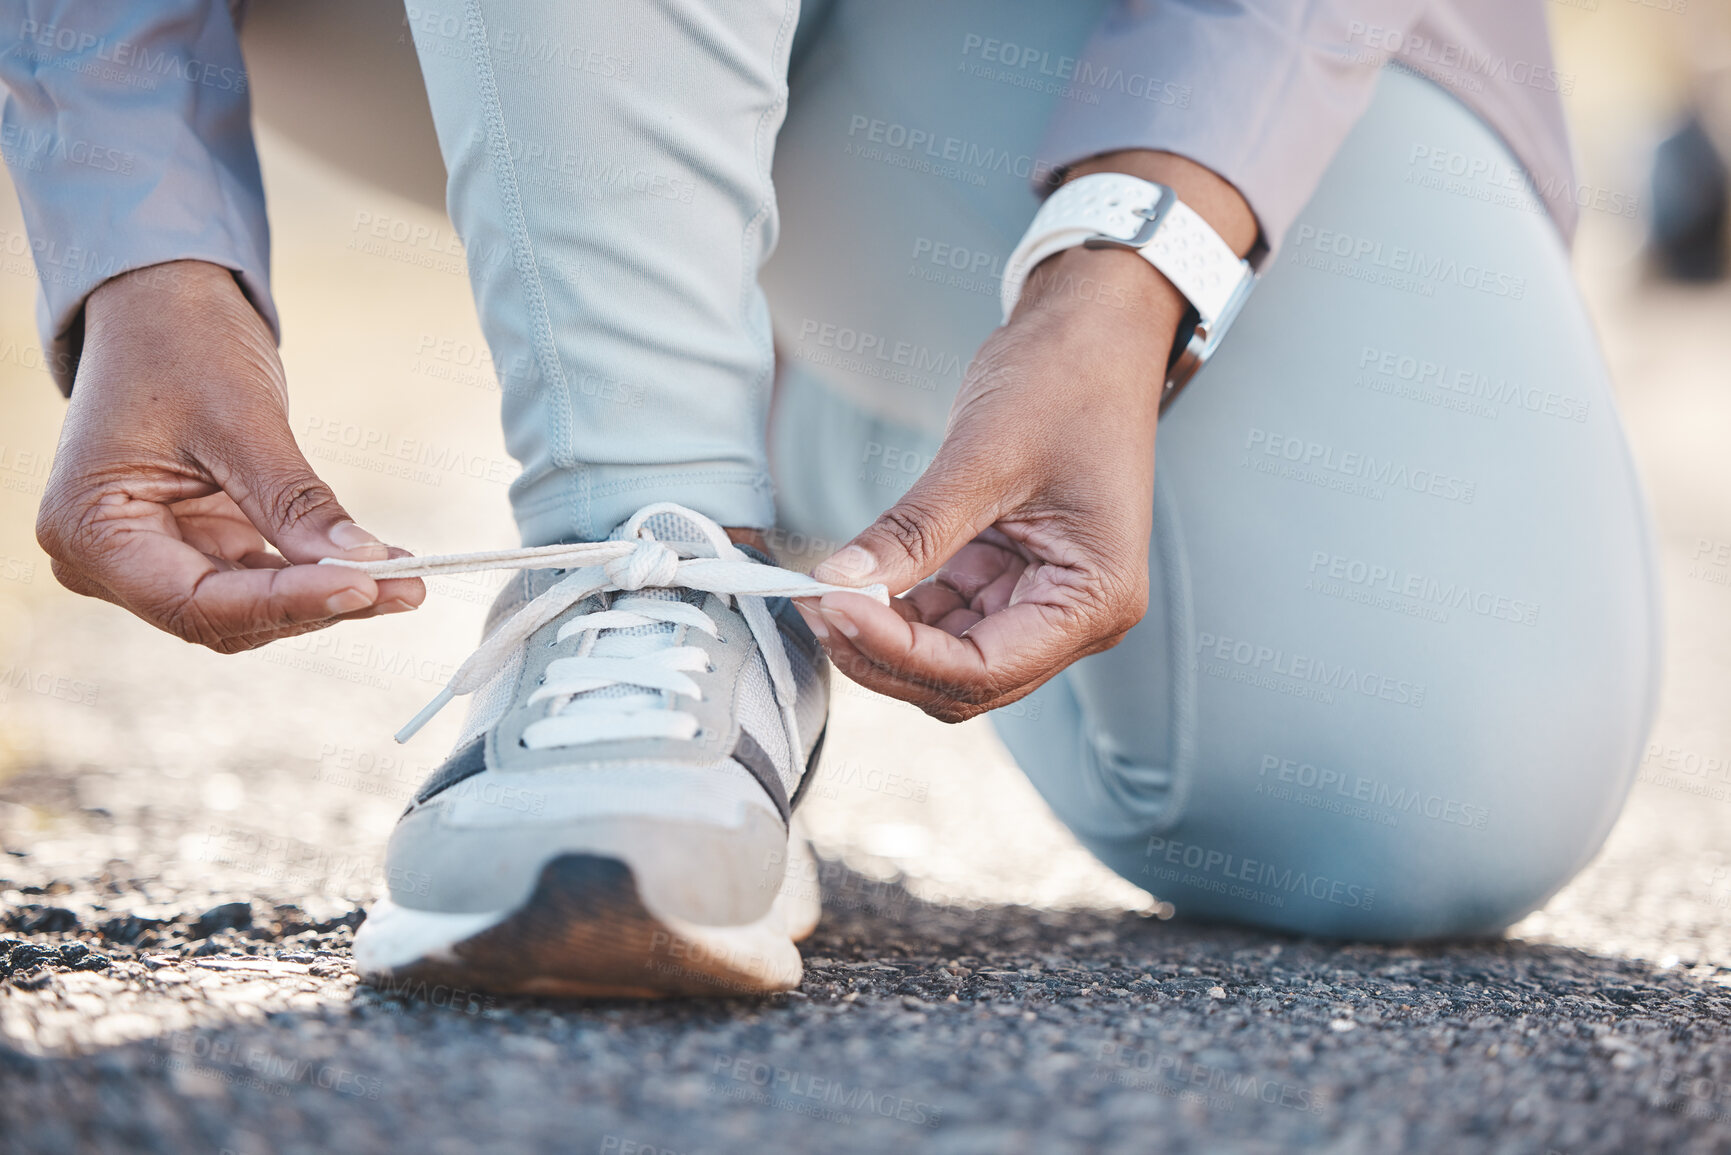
[{"x1": 2, "y1": 1, "x2": 1731, "y2": 966}]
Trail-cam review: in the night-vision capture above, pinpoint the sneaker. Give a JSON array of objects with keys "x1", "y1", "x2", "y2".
[{"x1": 346, "y1": 504, "x2": 881, "y2": 997}]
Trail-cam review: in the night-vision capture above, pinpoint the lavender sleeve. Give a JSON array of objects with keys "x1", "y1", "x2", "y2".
[
  {"x1": 0, "y1": 0, "x2": 276, "y2": 393},
  {"x1": 1036, "y1": 0, "x2": 1435, "y2": 256}
]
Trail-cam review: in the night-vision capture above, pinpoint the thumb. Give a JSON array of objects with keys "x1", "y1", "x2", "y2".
[
  {"x1": 220, "y1": 426, "x2": 388, "y2": 565},
  {"x1": 814, "y1": 471, "x2": 997, "y2": 595}
]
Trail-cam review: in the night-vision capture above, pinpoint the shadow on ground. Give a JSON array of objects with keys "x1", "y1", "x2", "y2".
[{"x1": 3, "y1": 860, "x2": 1730, "y2": 1155}]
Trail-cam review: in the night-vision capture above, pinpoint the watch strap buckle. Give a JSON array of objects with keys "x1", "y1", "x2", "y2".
[{"x1": 1081, "y1": 184, "x2": 1177, "y2": 252}]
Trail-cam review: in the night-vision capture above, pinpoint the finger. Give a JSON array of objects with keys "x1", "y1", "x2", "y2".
[
  {"x1": 811, "y1": 454, "x2": 1010, "y2": 595},
  {"x1": 197, "y1": 478, "x2": 422, "y2": 610},
  {"x1": 896, "y1": 543, "x2": 1028, "y2": 638},
  {"x1": 929, "y1": 539, "x2": 1024, "y2": 602},
  {"x1": 369, "y1": 546, "x2": 426, "y2": 613},
  {"x1": 813, "y1": 590, "x2": 1081, "y2": 721},
  {"x1": 210, "y1": 421, "x2": 393, "y2": 568},
  {"x1": 168, "y1": 563, "x2": 387, "y2": 651},
  {"x1": 902, "y1": 581, "x2": 969, "y2": 627},
  {"x1": 65, "y1": 494, "x2": 383, "y2": 649},
  {"x1": 968, "y1": 561, "x2": 1028, "y2": 619},
  {"x1": 813, "y1": 607, "x2": 1016, "y2": 723},
  {"x1": 170, "y1": 493, "x2": 276, "y2": 564},
  {"x1": 228, "y1": 547, "x2": 421, "y2": 614},
  {"x1": 215, "y1": 592, "x2": 418, "y2": 650}
]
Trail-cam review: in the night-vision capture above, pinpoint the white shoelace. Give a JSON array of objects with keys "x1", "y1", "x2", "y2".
[{"x1": 320, "y1": 503, "x2": 888, "y2": 759}]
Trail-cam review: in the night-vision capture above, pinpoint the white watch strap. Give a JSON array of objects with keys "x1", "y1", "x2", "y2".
[{"x1": 1000, "y1": 173, "x2": 1249, "y2": 325}]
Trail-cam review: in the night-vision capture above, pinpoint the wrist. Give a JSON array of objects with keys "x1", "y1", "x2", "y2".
[
  {"x1": 1011, "y1": 244, "x2": 1185, "y2": 357},
  {"x1": 83, "y1": 260, "x2": 282, "y2": 398}
]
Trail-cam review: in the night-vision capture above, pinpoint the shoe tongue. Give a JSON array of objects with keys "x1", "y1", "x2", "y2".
[{"x1": 611, "y1": 507, "x2": 719, "y2": 549}]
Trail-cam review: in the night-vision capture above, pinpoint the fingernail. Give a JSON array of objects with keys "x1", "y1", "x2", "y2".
[
  {"x1": 329, "y1": 521, "x2": 382, "y2": 552},
  {"x1": 794, "y1": 602, "x2": 829, "y2": 640},
  {"x1": 819, "y1": 604, "x2": 859, "y2": 639},
  {"x1": 379, "y1": 598, "x2": 417, "y2": 615},
  {"x1": 326, "y1": 588, "x2": 372, "y2": 615},
  {"x1": 815, "y1": 545, "x2": 874, "y2": 584}
]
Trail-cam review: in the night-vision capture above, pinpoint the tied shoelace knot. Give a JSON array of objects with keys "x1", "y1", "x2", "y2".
[
  {"x1": 320, "y1": 504, "x2": 888, "y2": 758},
  {"x1": 602, "y1": 538, "x2": 682, "y2": 590}
]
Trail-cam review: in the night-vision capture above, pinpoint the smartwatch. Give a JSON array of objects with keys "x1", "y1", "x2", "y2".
[{"x1": 1000, "y1": 172, "x2": 1258, "y2": 407}]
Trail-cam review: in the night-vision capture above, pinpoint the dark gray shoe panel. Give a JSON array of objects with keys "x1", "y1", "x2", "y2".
[
  {"x1": 730, "y1": 729, "x2": 790, "y2": 822},
  {"x1": 410, "y1": 736, "x2": 487, "y2": 810}
]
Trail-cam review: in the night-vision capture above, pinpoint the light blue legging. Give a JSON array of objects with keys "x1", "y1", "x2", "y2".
[{"x1": 409, "y1": 0, "x2": 1660, "y2": 939}]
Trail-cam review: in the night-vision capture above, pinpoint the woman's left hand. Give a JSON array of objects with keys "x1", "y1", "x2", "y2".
[{"x1": 794, "y1": 242, "x2": 1186, "y2": 722}]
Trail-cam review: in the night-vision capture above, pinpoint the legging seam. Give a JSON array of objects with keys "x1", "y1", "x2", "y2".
[
  {"x1": 1153, "y1": 469, "x2": 1197, "y2": 832},
  {"x1": 461, "y1": 0, "x2": 583, "y2": 535},
  {"x1": 739, "y1": 0, "x2": 801, "y2": 519}
]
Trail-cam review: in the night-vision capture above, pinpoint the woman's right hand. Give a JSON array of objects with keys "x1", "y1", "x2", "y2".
[{"x1": 34, "y1": 259, "x2": 424, "y2": 653}]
